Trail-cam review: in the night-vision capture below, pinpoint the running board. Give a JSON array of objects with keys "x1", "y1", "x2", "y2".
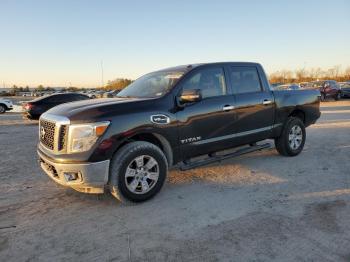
[{"x1": 179, "y1": 143, "x2": 271, "y2": 171}]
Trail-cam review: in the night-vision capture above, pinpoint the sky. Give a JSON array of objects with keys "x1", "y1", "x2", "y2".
[{"x1": 0, "y1": 0, "x2": 349, "y2": 88}]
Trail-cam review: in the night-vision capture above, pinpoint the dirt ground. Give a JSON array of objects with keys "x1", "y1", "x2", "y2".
[{"x1": 1, "y1": 100, "x2": 350, "y2": 262}]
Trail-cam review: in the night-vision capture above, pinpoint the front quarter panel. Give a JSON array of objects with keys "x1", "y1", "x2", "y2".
[{"x1": 86, "y1": 96, "x2": 180, "y2": 163}]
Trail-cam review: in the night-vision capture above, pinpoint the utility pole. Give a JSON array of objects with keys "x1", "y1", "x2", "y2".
[{"x1": 100, "y1": 60, "x2": 104, "y2": 88}]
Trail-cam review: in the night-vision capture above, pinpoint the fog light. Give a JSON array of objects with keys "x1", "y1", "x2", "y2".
[{"x1": 64, "y1": 172, "x2": 79, "y2": 182}]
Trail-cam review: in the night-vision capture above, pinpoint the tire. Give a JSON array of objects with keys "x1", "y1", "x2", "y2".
[
  {"x1": 274, "y1": 117, "x2": 306, "y2": 157},
  {"x1": 109, "y1": 141, "x2": 168, "y2": 203},
  {"x1": 0, "y1": 104, "x2": 6, "y2": 114},
  {"x1": 335, "y1": 93, "x2": 341, "y2": 101}
]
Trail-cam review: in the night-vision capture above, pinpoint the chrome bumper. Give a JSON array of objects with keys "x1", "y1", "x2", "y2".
[{"x1": 38, "y1": 150, "x2": 110, "y2": 194}]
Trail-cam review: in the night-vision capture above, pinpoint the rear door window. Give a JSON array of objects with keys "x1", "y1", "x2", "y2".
[{"x1": 229, "y1": 66, "x2": 263, "y2": 94}]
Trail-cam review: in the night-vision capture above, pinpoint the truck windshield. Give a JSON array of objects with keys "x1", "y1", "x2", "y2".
[{"x1": 117, "y1": 71, "x2": 184, "y2": 98}]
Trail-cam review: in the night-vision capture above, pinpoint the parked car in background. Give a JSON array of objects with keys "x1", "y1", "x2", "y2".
[
  {"x1": 103, "y1": 90, "x2": 119, "y2": 98},
  {"x1": 23, "y1": 93, "x2": 90, "y2": 119},
  {"x1": 0, "y1": 98, "x2": 13, "y2": 114},
  {"x1": 339, "y1": 82, "x2": 350, "y2": 98},
  {"x1": 307, "y1": 80, "x2": 341, "y2": 101},
  {"x1": 273, "y1": 83, "x2": 300, "y2": 90},
  {"x1": 95, "y1": 90, "x2": 105, "y2": 98},
  {"x1": 299, "y1": 82, "x2": 309, "y2": 88},
  {"x1": 86, "y1": 90, "x2": 105, "y2": 98},
  {"x1": 270, "y1": 82, "x2": 283, "y2": 89}
]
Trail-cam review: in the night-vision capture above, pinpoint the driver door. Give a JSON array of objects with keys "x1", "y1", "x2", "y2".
[{"x1": 176, "y1": 66, "x2": 237, "y2": 159}]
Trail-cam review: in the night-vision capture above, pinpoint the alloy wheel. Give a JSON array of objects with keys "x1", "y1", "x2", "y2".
[
  {"x1": 124, "y1": 155, "x2": 159, "y2": 194},
  {"x1": 288, "y1": 125, "x2": 303, "y2": 150}
]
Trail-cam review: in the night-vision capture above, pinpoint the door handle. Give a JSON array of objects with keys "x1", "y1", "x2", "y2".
[
  {"x1": 262, "y1": 99, "x2": 272, "y2": 105},
  {"x1": 222, "y1": 105, "x2": 235, "y2": 111}
]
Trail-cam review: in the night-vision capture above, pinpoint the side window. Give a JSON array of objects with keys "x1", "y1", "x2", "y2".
[
  {"x1": 47, "y1": 95, "x2": 66, "y2": 103},
  {"x1": 182, "y1": 67, "x2": 227, "y2": 99},
  {"x1": 70, "y1": 94, "x2": 89, "y2": 101},
  {"x1": 78, "y1": 95, "x2": 90, "y2": 100},
  {"x1": 230, "y1": 66, "x2": 262, "y2": 94}
]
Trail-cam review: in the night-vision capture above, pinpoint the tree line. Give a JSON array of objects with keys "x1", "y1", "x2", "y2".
[
  {"x1": 269, "y1": 65, "x2": 350, "y2": 84},
  {"x1": 4, "y1": 67, "x2": 350, "y2": 95},
  {"x1": 4, "y1": 78, "x2": 133, "y2": 95},
  {"x1": 104, "y1": 78, "x2": 133, "y2": 91}
]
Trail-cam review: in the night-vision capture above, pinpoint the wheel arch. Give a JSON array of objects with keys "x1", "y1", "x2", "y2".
[
  {"x1": 0, "y1": 103, "x2": 8, "y2": 110},
  {"x1": 115, "y1": 132, "x2": 173, "y2": 167},
  {"x1": 288, "y1": 109, "x2": 305, "y2": 123}
]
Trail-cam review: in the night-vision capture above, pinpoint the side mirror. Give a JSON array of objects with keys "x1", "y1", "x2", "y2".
[{"x1": 178, "y1": 89, "x2": 202, "y2": 105}]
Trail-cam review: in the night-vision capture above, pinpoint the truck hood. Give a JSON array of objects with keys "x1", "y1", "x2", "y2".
[{"x1": 45, "y1": 97, "x2": 153, "y2": 122}]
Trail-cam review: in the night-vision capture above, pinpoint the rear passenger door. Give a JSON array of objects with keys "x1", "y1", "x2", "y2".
[{"x1": 228, "y1": 66, "x2": 275, "y2": 144}]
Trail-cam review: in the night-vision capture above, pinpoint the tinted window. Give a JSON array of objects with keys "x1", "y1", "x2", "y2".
[
  {"x1": 71, "y1": 94, "x2": 89, "y2": 101},
  {"x1": 182, "y1": 67, "x2": 227, "y2": 98},
  {"x1": 46, "y1": 94, "x2": 69, "y2": 103},
  {"x1": 230, "y1": 66, "x2": 262, "y2": 94},
  {"x1": 46, "y1": 94, "x2": 85, "y2": 103}
]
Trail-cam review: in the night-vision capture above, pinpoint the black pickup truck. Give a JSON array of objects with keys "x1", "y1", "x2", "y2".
[{"x1": 37, "y1": 62, "x2": 320, "y2": 202}]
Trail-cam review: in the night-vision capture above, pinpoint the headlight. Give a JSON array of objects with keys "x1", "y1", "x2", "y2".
[{"x1": 67, "y1": 121, "x2": 110, "y2": 153}]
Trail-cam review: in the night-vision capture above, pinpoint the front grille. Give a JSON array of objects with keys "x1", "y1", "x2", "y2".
[
  {"x1": 40, "y1": 119, "x2": 56, "y2": 150},
  {"x1": 58, "y1": 125, "x2": 67, "y2": 151}
]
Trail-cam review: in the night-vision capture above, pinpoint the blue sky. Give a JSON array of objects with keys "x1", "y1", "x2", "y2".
[{"x1": 0, "y1": 0, "x2": 349, "y2": 87}]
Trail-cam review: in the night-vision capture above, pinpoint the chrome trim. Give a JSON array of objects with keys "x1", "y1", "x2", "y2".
[
  {"x1": 262, "y1": 100, "x2": 273, "y2": 105},
  {"x1": 192, "y1": 124, "x2": 282, "y2": 145},
  {"x1": 39, "y1": 113, "x2": 70, "y2": 154},
  {"x1": 40, "y1": 113, "x2": 71, "y2": 124},
  {"x1": 222, "y1": 105, "x2": 235, "y2": 111}
]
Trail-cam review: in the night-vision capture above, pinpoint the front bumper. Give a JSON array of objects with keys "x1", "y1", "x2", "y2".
[
  {"x1": 341, "y1": 90, "x2": 350, "y2": 97},
  {"x1": 38, "y1": 149, "x2": 110, "y2": 194}
]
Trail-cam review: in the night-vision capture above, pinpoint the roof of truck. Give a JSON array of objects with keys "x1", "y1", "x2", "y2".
[{"x1": 155, "y1": 62, "x2": 261, "y2": 73}]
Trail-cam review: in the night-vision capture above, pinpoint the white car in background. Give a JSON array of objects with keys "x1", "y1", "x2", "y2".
[{"x1": 0, "y1": 98, "x2": 14, "y2": 114}]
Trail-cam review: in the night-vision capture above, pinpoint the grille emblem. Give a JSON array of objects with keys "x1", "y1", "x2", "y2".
[
  {"x1": 150, "y1": 114, "x2": 170, "y2": 124},
  {"x1": 40, "y1": 126, "x2": 46, "y2": 139}
]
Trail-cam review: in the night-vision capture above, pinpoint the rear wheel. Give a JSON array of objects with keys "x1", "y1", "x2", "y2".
[
  {"x1": 274, "y1": 117, "x2": 306, "y2": 156},
  {"x1": 0, "y1": 104, "x2": 6, "y2": 114},
  {"x1": 109, "y1": 141, "x2": 168, "y2": 203}
]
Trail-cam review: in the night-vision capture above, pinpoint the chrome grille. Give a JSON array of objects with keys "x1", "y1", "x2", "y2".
[
  {"x1": 39, "y1": 114, "x2": 70, "y2": 153},
  {"x1": 40, "y1": 119, "x2": 56, "y2": 150},
  {"x1": 58, "y1": 125, "x2": 67, "y2": 151}
]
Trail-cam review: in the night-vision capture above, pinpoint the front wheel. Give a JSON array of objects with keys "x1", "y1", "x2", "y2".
[
  {"x1": 109, "y1": 141, "x2": 168, "y2": 203},
  {"x1": 0, "y1": 105, "x2": 6, "y2": 114},
  {"x1": 274, "y1": 117, "x2": 306, "y2": 156}
]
